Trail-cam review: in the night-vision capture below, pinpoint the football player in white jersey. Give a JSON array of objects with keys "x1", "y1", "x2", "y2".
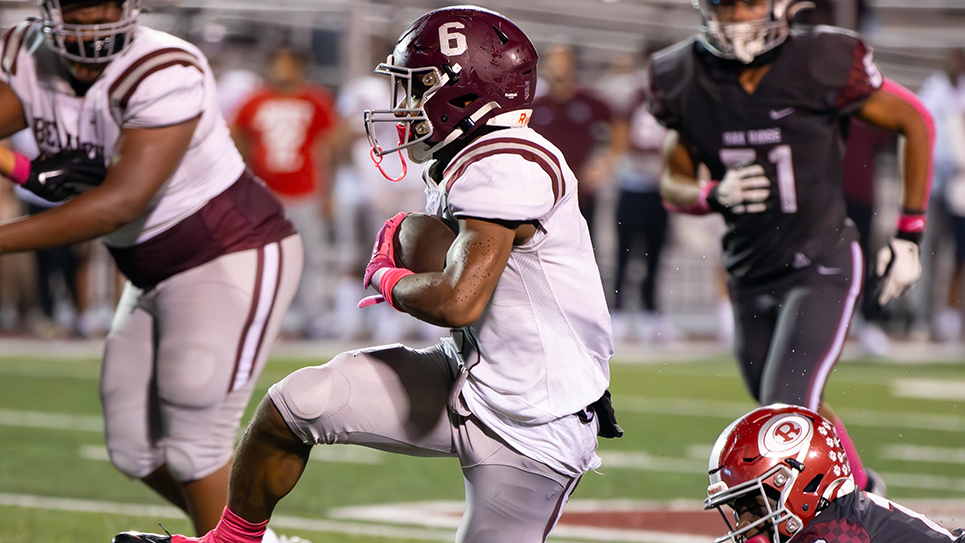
[
  {"x1": 114, "y1": 6, "x2": 618, "y2": 543},
  {"x1": 0, "y1": 0, "x2": 303, "y2": 534}
]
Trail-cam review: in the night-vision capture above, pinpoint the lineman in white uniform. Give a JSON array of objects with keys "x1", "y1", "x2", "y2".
[
  {"x1": 115, "y1": 6, "x2": 618, "y2": 543},
  {"x1": 0, "y1": 0, "x2": 302, "y2": 534}
]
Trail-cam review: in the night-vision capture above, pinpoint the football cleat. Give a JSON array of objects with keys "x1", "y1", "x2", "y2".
[{"x1": 112, "y1": 533, "x2": 171, "y2": 543}]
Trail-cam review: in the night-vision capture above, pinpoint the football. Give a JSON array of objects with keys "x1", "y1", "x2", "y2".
[{"x1": 394, "y1": 213, "x2": 456, "y2": 273}]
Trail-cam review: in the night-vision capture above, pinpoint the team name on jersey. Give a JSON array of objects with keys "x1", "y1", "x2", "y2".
[
  {"x1": 722, "y1": 128, "x2": 782, "y2": 146},
  {"x1": 32, "y1": 116, "x2": 105, "y2": 159}
]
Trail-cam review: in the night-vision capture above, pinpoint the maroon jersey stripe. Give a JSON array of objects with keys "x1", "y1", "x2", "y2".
[
  {"x1": 445, "y1": 136, "x2": 563, "y2": 179},
  {"x1": 445, "y1": 138, "x2": 565, "y2": 204},
  {"x1": 109, "y1": 47, "x2": 201, "y2": 107},
  {"x1": 1, "y1": 22, "x2": 31, "y2": 76},
  {"x1": 119, "y1": 59, "x2": 200, "y2": 108}
]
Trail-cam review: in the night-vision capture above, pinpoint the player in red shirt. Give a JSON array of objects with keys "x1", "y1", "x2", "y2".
[{"x1": 233, "y1": 48, "x2": 338, "y2": 337}]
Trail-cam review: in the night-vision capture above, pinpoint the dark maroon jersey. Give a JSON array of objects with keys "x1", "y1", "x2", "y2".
[
  {"x1": 648, "y1": 27, "x2": 882, "y2": 284},
  {"x1": 796, "y1": 491, "x2": 963, "y2": 543},
  {"x1": 530, "y1": 88, "x2": 613, "y2": 179}
]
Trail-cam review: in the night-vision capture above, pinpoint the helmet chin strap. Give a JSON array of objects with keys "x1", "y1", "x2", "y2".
[
  {"x1": 400, "y1": 102, "x2": 528, "y2": 166},
  {"x1": 370, "y1": 123, "x2": 410, "y2": 182},
  {"x1": 422, "y1": 101, "x2": 502, "y2": 159}
]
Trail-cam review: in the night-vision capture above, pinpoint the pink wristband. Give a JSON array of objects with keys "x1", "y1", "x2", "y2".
[
  {"x1": 897, "y1": 212, "x2": 926, "y2": 234},
  {"x1": 665, "y1": 181, "x2": 717, "y2": 215},
  {"x1": 697, "y1": 181, "x2": 718, "y2": 213},
  {"x1": 379, "y1": 267, "x2": 415, "y2": 311},
  {"x1": 9, "y1": 152, "x2": 30, "y2": 185}
]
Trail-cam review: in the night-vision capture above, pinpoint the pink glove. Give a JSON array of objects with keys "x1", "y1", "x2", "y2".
[{"x1": 360, "y1": 212, "x2": 414, "y2": 310}]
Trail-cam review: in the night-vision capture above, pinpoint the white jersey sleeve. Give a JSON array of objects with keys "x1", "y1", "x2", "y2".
[
  {"x1": 446, "y1": 155, "x2": 555, "y2": 221},
  {"x1": 122, "y1": 64, "x2": 205, "y2": 128},
  {"x1": 443, "y1": 136, "x2": 565, "y2": 222}
]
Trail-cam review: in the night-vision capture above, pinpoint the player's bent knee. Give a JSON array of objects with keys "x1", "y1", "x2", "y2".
[
  {"x1": 267, "y1": 360, "x2": 352, "y2": 445},
  {"x1": 164, "y1": 439, "x2": 233, "y2": 483},
  {"x1": 106, "y1": 441, "x2": 163, "y2": 480}
]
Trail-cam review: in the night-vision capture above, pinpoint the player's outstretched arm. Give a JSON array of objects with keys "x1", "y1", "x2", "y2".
[
  {"x1": 856, "y1": 81, "x2": 934, "y2": 305},
  {"x1": 0, "y1": 81, "x2": 27, "y2": 140},
  {"x1": 856, "y1": 80, "x2": 933, "y2": 214},
  {"x1": 0, "y1": 116, "x2": 200, "y2": 253},
  {"x1": 392, "y1": 217, "x2": 517, "y2": 328}
]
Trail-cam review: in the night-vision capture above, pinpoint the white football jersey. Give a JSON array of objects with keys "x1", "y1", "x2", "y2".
[
  {"x1": 0, "y1": 22, "x2": 245, "y2": 247},
  {"x1": 425, "y1": 126, "x2": 614, "y2": 477}
]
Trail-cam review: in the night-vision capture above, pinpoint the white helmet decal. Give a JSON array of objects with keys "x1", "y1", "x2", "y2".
[{"x1": 759, "y1": 414, "x2": 812, "y2": 458}]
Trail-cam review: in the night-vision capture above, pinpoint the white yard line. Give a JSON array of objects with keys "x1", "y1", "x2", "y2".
[
  {"x1": 329, "y1": 501, "x2": 708, "y2": 543},
  {"x1": 0, "y1": 408, "x2": 102, "y2": 432},
  {"x1": 892, "y1": 379, "x2": 965, "y2": 401},
  {"x1": 78, "y1": 444, "x2": 385, "y2": 466},
  {"x1": 0, "y1": 493, "x2": 699, "y2": 543},
  {"x1": 881, "y1": 444, "x2": 965, "y2": 464},
  {"x1": 618, "y1": 396, "x2": 965, "y2": 431},
  {"x1": 0, "y1": 493, "x2": 456, "y2": 542},
  {"x1": 597, "y1": 451, "x2": 706, "y2": 473}
]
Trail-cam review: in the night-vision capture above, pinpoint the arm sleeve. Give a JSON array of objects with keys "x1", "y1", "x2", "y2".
[
  {"x1": 811, "y1": 31, "x2": 883, "y2": 116},
  {"x1": 446, "y1": 154, "x2": 556, "y2": 222},
  {"x1": 646, "y1": 61, "x2": 679, "y2": 130},
  {"x1": 122, "y1": 64, "x2": 205, "y2": 128}
]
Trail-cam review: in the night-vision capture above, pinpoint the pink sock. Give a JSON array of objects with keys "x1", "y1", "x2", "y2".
[
  {"x1": 184, "y1": 507, "x2": 269, "y2": 543},
  {"x1": 835, "y1": 419, "x2": 868, "y2": 489}
]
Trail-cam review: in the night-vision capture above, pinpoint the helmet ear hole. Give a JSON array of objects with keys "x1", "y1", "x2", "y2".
[
  {"x1": 448, "y1": 93, "x2": 479, "y2": 109},
  {"x1": 802, "y1": 474, "x2": 824, "y2": 493}
]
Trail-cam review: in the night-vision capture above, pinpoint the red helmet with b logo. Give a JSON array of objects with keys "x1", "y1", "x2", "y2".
[
  {"x1": 364, "y1": 5, "x2": 538, "y2": 163},
  {"x1": 705, "y1": 404, "x2": 856, "y2": 543}
]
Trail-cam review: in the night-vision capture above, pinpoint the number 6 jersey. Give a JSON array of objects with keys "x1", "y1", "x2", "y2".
[{"x1": 648, "y1": 26, "x2": 882, "y2": 285}]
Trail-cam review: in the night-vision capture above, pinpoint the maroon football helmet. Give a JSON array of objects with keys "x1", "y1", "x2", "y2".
[
  {"x1": 364, "y1": 6, "x2": 538, "y2": 163},
  {"x1": 705, "y1": 405, "x2": 856, "y2": 543}
]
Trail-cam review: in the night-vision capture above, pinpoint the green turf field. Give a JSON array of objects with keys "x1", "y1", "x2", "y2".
[{"x1": 1, "y1": 349, "x2": 964, "y2": 543}]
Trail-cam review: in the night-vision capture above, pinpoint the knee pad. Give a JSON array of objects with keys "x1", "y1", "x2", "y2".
[
  {"x1": 106, "y1": 435, "x2": 164, "y2": 479},
  {"x1": 268, "y1": 361, "x2": 351, "y2": 444},
  {"x1": 164, "y1": 439, "x2": 233, "y2": 482},
  {"x1": 156, "y1": 342, "x2": 230, "y2": 409}
]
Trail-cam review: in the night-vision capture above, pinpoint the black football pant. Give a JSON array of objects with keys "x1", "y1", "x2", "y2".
[
  {"x1": 729, "y1": 240, "x2": 863, "y2": 410},
  {"x1": 613, "y1": 190, "x2": 668, "y2": 312}
]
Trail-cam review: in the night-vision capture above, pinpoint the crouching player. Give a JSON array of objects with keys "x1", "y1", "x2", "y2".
[{"x1": 706, "y1": 404, "x2": 964, "y2": 543}]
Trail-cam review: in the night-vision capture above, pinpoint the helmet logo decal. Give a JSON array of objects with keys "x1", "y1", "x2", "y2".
[
  {"x1": 759, "y1": 414, "x2": 812, "y2": 457},
  {"x1": 439, "y1": 23, "x2": 468, "y2": 56}
]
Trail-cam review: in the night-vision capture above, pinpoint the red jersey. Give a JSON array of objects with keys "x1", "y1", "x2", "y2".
[{"x1": 234, "y1": 86, "x2": 335, "y2": 198}]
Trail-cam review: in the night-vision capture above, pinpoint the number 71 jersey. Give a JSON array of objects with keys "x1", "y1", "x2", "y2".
[{"x1": 648, "y1": 26, "x2": 882, "y2": 284}]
